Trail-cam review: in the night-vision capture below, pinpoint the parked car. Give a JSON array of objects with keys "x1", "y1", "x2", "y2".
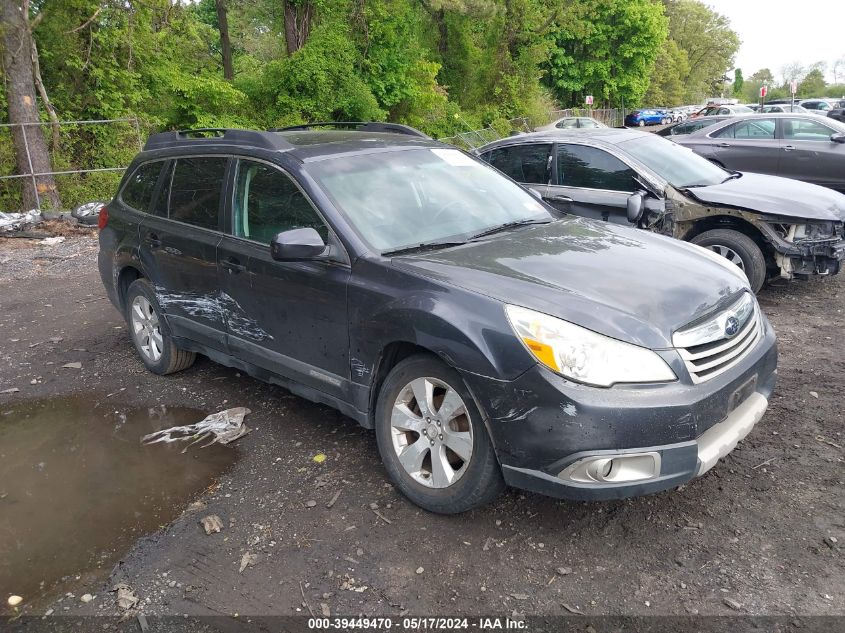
[
  {"x1": 669, "y1": 108, "x2": 687, "y2": 122},
  {"x1": 655, "y1": 116, "x2": 730, "y2": 137},
  {"x1": 828, "y1": 103, "x2": 845, "y2": 124},
  {"x1": 742, "y1": 103, "x2": 761, "y2": 112},
  {"x1": 672, "y1": 113, "x2": 845, "y2": 192},
  {"x1": 100, "y1": 123, "x2": 777, "y2": 513},
  {"x1": 476, "y1": 129, "x2": 845, "y2": 292},
  {"x1": 535, "y1": 116, "x2": 608, "y2": 131},
  {"x1": 760, "y1": 104, "x2": 809, "y2": 114},
  {"x1": 799, "y1": 99, "x2": 838, "y2": 114},
  {"x1": 624, "y1": 109, "x2": 671, "y2": 126},
  {"x1": 691, "y1": 105, "x2": 755, "y2": 118}
]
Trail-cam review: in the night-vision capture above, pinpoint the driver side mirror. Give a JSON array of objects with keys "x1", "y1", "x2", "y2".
[
  {"x1": 627, "y1": 192, "x2": 645, "y2": 224},
  {"x1": 270, "y1": 227, "x2": 326, "y2": 261},
  {"x1": 831, "y1": 132, "x2": 845, "y2": 144}
]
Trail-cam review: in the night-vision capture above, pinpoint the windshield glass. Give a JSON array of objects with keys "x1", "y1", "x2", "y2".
[
  {"x1": 306, "y1": 148, "x2": 551, "y2": 252},
  {"x1": 620, "y1": 134, "x2": 728, "y2": 188}
]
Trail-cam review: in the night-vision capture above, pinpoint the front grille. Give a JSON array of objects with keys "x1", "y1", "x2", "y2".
[{"x1": 674, "y1": 294, "x2": 762, "y2": 384}]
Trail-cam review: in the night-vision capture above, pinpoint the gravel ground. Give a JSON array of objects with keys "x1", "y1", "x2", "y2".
[{"x1": 0, "y1": 234, "x2": 843, "y2": 625}]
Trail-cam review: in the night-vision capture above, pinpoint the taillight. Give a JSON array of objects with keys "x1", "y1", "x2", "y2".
[{"x1": 98, "y1": 206, "x2": 109, "y2": 230}]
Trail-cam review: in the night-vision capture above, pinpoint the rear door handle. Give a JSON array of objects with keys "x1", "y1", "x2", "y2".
[
  {"x1": 221, "y1": 258, "x2": 246, "y2": 274},
  {"x1": 145, "y1": 232, "x2": 161, "y2": 248},
  {"x1": 782, "y1": 145, "x2": 795, "y2": 151},
  {"x1": 717, "y1": 142, "x2": 732, "y2": 148}
]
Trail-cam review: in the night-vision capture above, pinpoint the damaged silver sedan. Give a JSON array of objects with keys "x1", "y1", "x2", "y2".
[{"x1": 476, "y1": 130, "x2": 845, "y2": 292}]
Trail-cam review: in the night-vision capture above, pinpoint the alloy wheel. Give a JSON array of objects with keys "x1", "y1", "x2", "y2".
[
  {"x1": 707, "y1": 244, "x2": 746, "y2": 271},
  {"x1": 389, "y1": 377, "x2": 474, "y2": 488},
  {"x1": 130, "y1": 296, "x2": 164, "y2": 362}
]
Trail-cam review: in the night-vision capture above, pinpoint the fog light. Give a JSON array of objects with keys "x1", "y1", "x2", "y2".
[{"x1": 559, "y1": 452, "x2": 661, "y2": 484}]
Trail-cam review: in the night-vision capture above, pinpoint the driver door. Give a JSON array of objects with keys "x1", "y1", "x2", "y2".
[
  {"x1": 544, "y1": 143, "x2": 639, "y2": 224},
  {"x1": 217, "y1": 158, "x2": 352, "y2": 399}
]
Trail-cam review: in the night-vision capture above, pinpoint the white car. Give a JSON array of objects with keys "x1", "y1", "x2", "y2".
[{"x1": 535, "y1": 116, "x2": 608, "y2": 131}]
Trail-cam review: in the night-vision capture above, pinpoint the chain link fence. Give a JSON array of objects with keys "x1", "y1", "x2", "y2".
[{"x1": 0, "y1": 118, "x2": 144, "y2": 213}]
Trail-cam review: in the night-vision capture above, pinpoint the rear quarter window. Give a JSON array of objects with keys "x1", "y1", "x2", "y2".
[{"x1": 120, "y1": 161, "x2": 164, "y2": 212}]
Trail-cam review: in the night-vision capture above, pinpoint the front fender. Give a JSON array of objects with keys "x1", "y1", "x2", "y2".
[{"x1": 348, "y1": 259, "x2": 535, "y2": 391}]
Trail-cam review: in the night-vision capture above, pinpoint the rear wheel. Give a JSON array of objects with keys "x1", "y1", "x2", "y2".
[
  {"x1": 375, "y1": 354, "x2": 504, "y2": 514},
  {"x1": 638, "y1": 120, "x2": 645, "y2": 127},
  {"x1": 125, "y1": 278, "x2": 196, "y2": 375},
  {"x1": 691, "y1": 229, "x2": 767, "y2": 293}
]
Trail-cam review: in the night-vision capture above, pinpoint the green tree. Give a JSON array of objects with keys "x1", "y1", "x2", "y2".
[
  {"x1": 545, "y1": 0, "x2": 668, "y2": 107},
  {"x1": 732, "y1": 68, "x2": 743, "y2": 97},
  {"x1": 798, "y1": 68, "x2": 826, "y2": 97},
  {"x1": 661, "y1": 0, "x2": 740, "y2": 102},
  {"x1": 643, "y1": 38, "x2": 689, "y2": 106}
]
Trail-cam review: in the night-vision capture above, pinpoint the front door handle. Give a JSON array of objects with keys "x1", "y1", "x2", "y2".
[
  {"x1": 548, "y1": 194, "x2": 573, "y2": 203},
  {"x1": 145, "y1": 232, "x2": 161, "y2": 249},
  {"x1": 221, "y1": 258, "x2": 246, "y2": 274},
  {"x1": 717, "y1": 142, "x2": 732, "y2": 148},
  {"x1": 782, "y1": 145, "x2": 795, "y2": 151}
]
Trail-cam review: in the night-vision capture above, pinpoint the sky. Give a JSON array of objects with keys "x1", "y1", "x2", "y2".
[{"x1": 704, "y1": 0, "x2": 845, "y2": 83}]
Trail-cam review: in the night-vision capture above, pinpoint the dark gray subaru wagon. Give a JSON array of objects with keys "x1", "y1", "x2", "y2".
[{"x1": 98, "y1": 123, "x2": 778, "y2": 513}]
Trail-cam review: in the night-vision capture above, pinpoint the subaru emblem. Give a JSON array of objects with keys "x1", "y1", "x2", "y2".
[{"x1": 724, "y1": 316, "x2": 739, "y2": 337}]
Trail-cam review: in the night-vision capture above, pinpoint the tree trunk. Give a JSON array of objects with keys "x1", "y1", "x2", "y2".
[
  {"x1": 283, "y1": 1, "x2": 313, "y2": 56},
  {"x1": 0, "y1": 0, "x2": 61, "y2": 210},
  {"x1": 214, "y1": 0, "x2": 233, "y2": 80}
]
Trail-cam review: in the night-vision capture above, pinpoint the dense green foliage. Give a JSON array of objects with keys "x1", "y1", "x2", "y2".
[{"x1": 1, "y1": 0, "x2": 748, "y2": 210}]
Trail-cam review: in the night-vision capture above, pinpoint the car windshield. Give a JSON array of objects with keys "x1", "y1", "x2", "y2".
[
  {"x1": 306, "y1": 148, "x2": 551, "y2": 252},
  {"x1": 620, "y1": 134, "x2": 728, "y2": 188}
]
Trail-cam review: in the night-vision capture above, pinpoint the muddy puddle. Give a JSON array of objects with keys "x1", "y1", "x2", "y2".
[{"x1": 0, "y1": 395, "x2": 238, "y2": 610}]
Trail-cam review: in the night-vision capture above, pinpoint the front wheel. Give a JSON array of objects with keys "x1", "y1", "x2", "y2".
[
  {"x1": 638, "y1": 120, "x2": 645, "y2": 127},
  {"x1": 374, "y1": 354, "x2": 504, "y2": 514},
  {"x1": 691, "y1": 229, "x2": 767, "y2": 293}
]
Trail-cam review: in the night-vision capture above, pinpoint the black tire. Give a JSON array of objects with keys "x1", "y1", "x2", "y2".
[
  {"x1": 124, "y1": 278, "x2": 196, "y2": 375},
  {"x1": 374, "y1": 354, "x2": 505, "y2": 514},
  {"x1": 691, "y1": 229, "x2": 767, "y2": 293}
]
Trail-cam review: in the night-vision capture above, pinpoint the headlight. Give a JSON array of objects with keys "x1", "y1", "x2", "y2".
[
  {"x1": 791, "y1": 222, "x2": 837, "y2": 241},
  {"x1": 505, "y1": 305, "x2": 677, "y2": 387}
]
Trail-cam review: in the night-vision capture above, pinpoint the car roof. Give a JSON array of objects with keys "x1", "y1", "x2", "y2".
[
  {"x1": 139, "y1": 124, "x2": 442, "y2": 163},
  {"x1": 476, "y1": 128, "x2": 653, "y2": 152}
]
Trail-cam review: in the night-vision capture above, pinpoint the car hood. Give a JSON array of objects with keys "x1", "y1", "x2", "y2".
[
  {"x1": 392, "y1": 218, "x2": 750, "y2": 350},
  {"x1": 684, "y1": 172, "x2": 845, "y2": 222}
]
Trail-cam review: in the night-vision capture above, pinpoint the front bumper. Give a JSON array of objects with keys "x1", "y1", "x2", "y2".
[
  {"x1": 759, "y1": 224, "x2": 845, "y2": 278},
  {"x1": 462, "y1": 317, "x2": 778, "y2": 501}
]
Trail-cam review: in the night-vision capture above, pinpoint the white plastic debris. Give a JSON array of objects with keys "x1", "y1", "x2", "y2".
[
  {"x1": 0, "y1": 209, "x2": 41, "y2": 232},
  {"x1": 7, "y1": 595, "x2": 23, "y2": 607},
  {"x1": 41, "y1": 236, "x2": 65, "y2": 246},
  {"x1": 141, "y1": 407, "x2": 251, "y2": 453}
]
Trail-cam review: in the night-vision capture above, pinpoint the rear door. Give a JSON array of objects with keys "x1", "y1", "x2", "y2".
[
  {"x1": 138, "y1": 156, "x2": 229, "y2": 351},
  {"x1": 545, "y1": 143, "x2": 638, "y2": 223},
  {"x1": 217, "y1": 157, "x2": 352, "y2": 399},
  {"x1": 481, "y1": 143, "x2": 552, "y2": 197},
  {"x1": 708, "y1": 118, "x2": 780, "y2": 174},
  {"x1": 780, "y1": 117, "x2": 845, "y2": 189}
]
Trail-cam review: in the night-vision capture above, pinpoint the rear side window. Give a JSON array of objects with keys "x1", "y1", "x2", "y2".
[
  {"x1": 167, "y1": 157, "x2": 228, "y2": 230},
  {"x1": 713, "y1": 119, "x2": 776, "y2": 139},
  {"x1": 486, "y1": 144, "x2": 551, "y2": 184},
  {"x1": 120, "y1": 162, "x2": 163, "y2": 212},
  {"x1": 556, "y1": 144, "x2": 637, "y2": 192},
  {"x1": 232, "y1": 160, "x2": 328, "y2": 244}
]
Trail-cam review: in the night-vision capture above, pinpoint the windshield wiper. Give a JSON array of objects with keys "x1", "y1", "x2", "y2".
[
  {"x1": 381, "y1": 240, "x2": 467, "y2": 257},
  {"x1": 468, "y1": 218, "x2": 551, "y2": 241}
]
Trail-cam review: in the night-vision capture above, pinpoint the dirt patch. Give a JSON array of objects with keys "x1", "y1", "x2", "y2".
[{"x1": 0, "y1": 235, "x2": 842, "y2": 619}]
